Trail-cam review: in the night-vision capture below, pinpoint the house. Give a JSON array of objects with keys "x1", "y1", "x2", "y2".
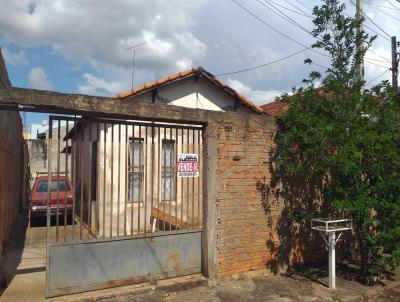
[
  {"x1": 67, "y1": 67, "x2": 263, "y2": 238},
  {"x1": 114, "y1": 66, "x2": 263, "y2": 114}
]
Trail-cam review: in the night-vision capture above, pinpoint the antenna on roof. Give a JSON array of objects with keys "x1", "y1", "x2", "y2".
[{"x1": 125, "y1": 42, "x2": 146, "y2": 90}]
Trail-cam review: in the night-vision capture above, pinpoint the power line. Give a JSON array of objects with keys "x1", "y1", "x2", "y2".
[
  {"x1": 265, "y1": 0, "x2": 312, "y2": 18},
  {"x1": 230, "y1": 0, "x2": 329, "y2": 59},
  {"x1": 366, "y1": 2, "x2": 400, "y2": 22},
  {"x1": 348, "y1": 0, "x2": 392, "y2": 39},
  {"x1": 257, "y1": 0, "x2": 391, "y2": 70},
  {"x1": 365, "y1": 56, "x2": 393, "y2": 64},
  {"x1": 258, "y1": 0, "x2": 313, "y2": 35},
  {"x1": 215, "y1": 47, "x2": 312, "y2": 76},
  {"x1": 368, "y1": 48, "x2": 392, "y2": 63},
  {"x1": 364, "y1": 59, "x2": 391, "y2": 69},
  {"x1": 365, "y1": 69, "x2": 390, "y2": 86},
  {"x1": 287, "y1": 0, "x2": 311, "y2": 14}
]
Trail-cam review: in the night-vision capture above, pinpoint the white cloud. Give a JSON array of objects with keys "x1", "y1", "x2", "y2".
[
  {"x1": 2, "y1": 47, "x2": 27, "y2": 65},
  {"x1": 0, "y1": 1, "x2": 208, "y2": 74},
  {"x1": 28, "y1": 67, "x2": 52, "y2": 90},
  {"x1": 77, "y1": 73, "x2": 128, "y2": 96},
  {"x1": 226, "y1": 78, "x2": 283, "y2": 105}
]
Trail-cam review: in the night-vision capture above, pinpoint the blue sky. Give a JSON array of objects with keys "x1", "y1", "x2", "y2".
[{"x1": 1, "y1": 0, "x2": 397, "y2": 127}]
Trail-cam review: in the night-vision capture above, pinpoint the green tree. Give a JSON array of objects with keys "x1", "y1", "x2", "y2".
[{"x1": 274, "y1": 0, "x2": 400, "y2": 282}]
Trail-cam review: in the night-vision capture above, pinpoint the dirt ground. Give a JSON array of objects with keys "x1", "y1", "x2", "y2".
[{"x1": 98, "y1": 271, "x2": 400, "y2": 302}]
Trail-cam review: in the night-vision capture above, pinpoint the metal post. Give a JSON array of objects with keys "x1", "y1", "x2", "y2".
[
  {"x1": 329, "y1": 232, "x2": 336, "y2": 289},
  {"x1": 391, "y1": 36, "x2": 398, "y2": 92}
]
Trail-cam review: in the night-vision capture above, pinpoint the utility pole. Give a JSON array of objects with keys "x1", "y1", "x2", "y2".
[
  {"x1": 391, "y1": 36, "x2": 399, "y2": 92},
  {"x1": 356, "y1": 0, "x2": 364, "y2": 92}
]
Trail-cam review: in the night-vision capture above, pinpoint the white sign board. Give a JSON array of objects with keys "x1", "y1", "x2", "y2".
[{"x1": 177, "y1": 153, "x2": 199, "y2": 177}]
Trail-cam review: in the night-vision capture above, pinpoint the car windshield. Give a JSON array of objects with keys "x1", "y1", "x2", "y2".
[{"x1": 36, "y1": 180, "x2": 71, "y2": 193}]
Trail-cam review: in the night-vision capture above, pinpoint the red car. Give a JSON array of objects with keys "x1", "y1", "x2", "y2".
[{"x1": 30, "y1": 175, "x2": 73, "y2": 218}]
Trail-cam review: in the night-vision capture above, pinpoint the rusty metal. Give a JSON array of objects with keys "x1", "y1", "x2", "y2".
[{"x1": 46, "y1": 231, "x2": 202, "y2": 297}]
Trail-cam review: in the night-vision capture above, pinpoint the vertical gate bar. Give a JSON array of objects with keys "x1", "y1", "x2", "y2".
[
  {"x1": 130, "y1": 125, "x2": 134, "y2": 236},
  {"x1": 156, "y1": 127, "x2": 160, "y2": 235},
  {"x1": 186, "y1": 129, "x2": 189, "y2": 231},
  {"x1": 117, "y1": 124, "x2": 121, "y2": 237},
  {"x1": 174, "y1": 127, "x2": 178, "y2": 233},
  {"x1": 95, "y1": 122, "x2": 100, "y2": 235},
  {"x1": 168, "y1": 127, "x2": 172, "y2": 231},
  {"x1": 180, "y1": 128, "x2": 184, "y2": 230},
  {"x1": 137, "y1": 125, "x2": 142, "y2": 236},
  {"x1": 197, "y1": 129, "x2": 201, "y2": 227},
  {"x1": 144, "y1": 126, "x2": 148, "y2": 235},
  {"x1": 87, "y1": 121, "x2": 93, "y2": 239},
  {"x1": 151, "y1": 126, "x2": 154, "y2": 234},
  {"x1": 124, "y1": 123, "x2": 128, "y2": 236},
  {"x1": 56, "y1": 120, "x2": 61, "y2": 241},
  {"x1": 79, "y1": 121, "x2": 85, "y2": 240},
  {"x1": 47, "y1": 118, "x2": 53, "y2": 244},
  {"x1": 191, "y1": 129, "x2": 195, "y2": 229},
  {"x1": 102, "y1": 123, "x2": 107, "y2": 238},
  {"x1": 162, "y1": 127, "x2": 166, "y2": 232},
  {"x1": 72, "y1": 118, "x2": 77, "y2": 240},
  {"x1": 64, "y1": 121, "x2": 69, "y2": 241},
  {"x1": 110, "y1": 125, "x2": 114, "y2": 237}
]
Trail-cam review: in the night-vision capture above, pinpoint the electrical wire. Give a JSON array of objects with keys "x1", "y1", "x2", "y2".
[
  {"x1": 365, "y1": 2, "x2": 400, "y2": 23},
  {"x1": 264, "y1": 0, "x2": 312, "y2": 18},
  {"x1": 215, "y1": 47, "x2": 312, "y2": 76},
  {"x1": 230, "y1": 0, "x2": 329, "y2": 59},
  {"x1": 365, "y1": 69, "x2": 390, "y2": 86},
  {"x1": 368, "y1": 48, "x2": 392, "y2": 63},
  {"x1": 258, "y1": 0, "x2": 313, "y2": 35},
  {"x1": 348, "y1": 0, "x2": 392, "y2": 39},
  {"x1": 287, "y1": 0, "x2": 311, "y2": 15},
  {"x1": 364, "y1": 59, "x2": 391, "y2": 69}
]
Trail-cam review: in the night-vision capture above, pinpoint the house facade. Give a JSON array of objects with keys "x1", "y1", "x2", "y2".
[{"x1": 68, "y1": 67, "x2": 262, "y2": 239}]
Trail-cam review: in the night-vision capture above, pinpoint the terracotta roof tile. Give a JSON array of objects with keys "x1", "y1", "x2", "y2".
[
  {"x1": 261, "y1": 101, "x2": 289, "y2": 116},
  {"x1": 113, "y1": 66, "x2": 263, "y2": 113}
]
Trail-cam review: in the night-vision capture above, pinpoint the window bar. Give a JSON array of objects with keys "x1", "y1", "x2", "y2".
[
  {"x1": 144, "y1": 126, "x2": 148, "y2": 235},
  {"x1": 197, "y1": 129, "x2": 201, "y2": 228},
  {"x1": 110, "y1": 125, "x2": 115, "y2": 237},
  {"x1": 186, "y1": 129, "x2": 190, "y2": 231},
  {"x1": 95, "y1": 122, "x2": 100, "y2": 235},
  {"x1": 87, "y1": 121, "x2": 93, "y2": 239},
  {"x1": 46, "y1": 119, "x2": 53, "y2": 244},
  {"x1": 168, "y1": 127, "x2": 173, "y2": 231},
  {"x1": 192, "y1": 129, "x2": 195, "y2": 229},
  {"x1": 117, "y1": 124, "x2": 121, "y2": 237},
  {"x1": 72, "y1": 118, "x2": 77, "y2": 240},
  {"x1": 156, "y1": 127, "x2": 160, "y2": 236},
  {"x1": 137, "y1": 125, "x2": 142, "y2": 236},
  {"x1": 79, "y1": 121, "x2": 85, "y2": 240},
  {"x1": 162, "y1": 127, "x2": 166, "y2": 232},
  {"x1": 102, "y1": 123, "x2": 107, "y2": 238},
  {"x1": 180, "y1": 128, "x2": 184, "y2": 230},
  {"x1": 64, "y1": 121, "x2": 69, "y2": 241},
  {"x1": 56, "y1": 119, "x2": 61, "y2": 242},
  {"x1": 174, "y1": 127, "x2": 178, "y2": 233},
  {"x1": 124, "y1": 124, "x2": 128, "y2": 236},
  {"x1": 150, "y1": 126, "x2": 155, "y2": 234},
  {"x1": 130, "y1": 125, "x2": 135, "y2": 236}
]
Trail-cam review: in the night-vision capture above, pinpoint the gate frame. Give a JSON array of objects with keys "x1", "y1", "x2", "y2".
[{"x1": 45, "y1": 114, "x2": 208, "y2": 297}]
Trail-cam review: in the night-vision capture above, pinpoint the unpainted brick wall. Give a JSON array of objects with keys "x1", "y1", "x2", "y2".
[{"x1": 214, "y1": 116, "x2": 283, "y2": 277}]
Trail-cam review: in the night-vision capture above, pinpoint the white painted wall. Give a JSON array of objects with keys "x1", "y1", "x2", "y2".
[{"x1": 128, "y1": 77, "x2": 253, "y2": 114}]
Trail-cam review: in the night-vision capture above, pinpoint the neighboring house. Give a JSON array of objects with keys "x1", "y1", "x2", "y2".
[
  {"x1": 261, "y1": 101, "x2": 289, "y2": 116},
  {"x1": 114, "y1": 66, "x2": 263, "y2": 114},
  {"x1": 67, "y1": 67, "x2": 262, "y2": 237}
]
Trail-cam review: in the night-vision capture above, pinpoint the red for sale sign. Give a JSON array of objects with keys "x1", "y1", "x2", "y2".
[{"x1": 177, "y1": 153, "x2": 199, "y2": 177}]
